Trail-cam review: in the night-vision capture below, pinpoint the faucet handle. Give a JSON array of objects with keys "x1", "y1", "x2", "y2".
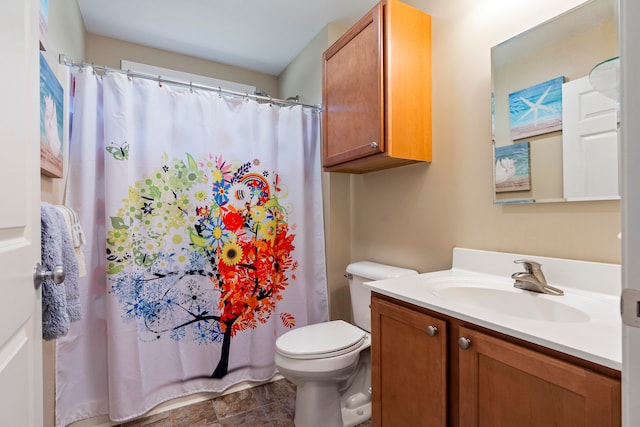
[
  {"x1": 512, "y1": 259, "x2": 562, "y2": 296},
  {"x1": 514, "y1": 259, "x2": 542, "y2": 273}
]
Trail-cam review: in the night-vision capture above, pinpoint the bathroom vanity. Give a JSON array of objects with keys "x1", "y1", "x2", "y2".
[{"x1": 365, "y1": 248, "x2": 622, "y2": 426}]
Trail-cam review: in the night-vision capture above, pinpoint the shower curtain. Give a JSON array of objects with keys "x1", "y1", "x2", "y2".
[{"x1": 55, "y1": 68, "x2": 328, "y2": 425}]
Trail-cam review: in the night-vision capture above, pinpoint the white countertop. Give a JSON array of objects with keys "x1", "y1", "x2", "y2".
[{"x1": 363, "y1": 248, "x2": 622, "y2": 370}]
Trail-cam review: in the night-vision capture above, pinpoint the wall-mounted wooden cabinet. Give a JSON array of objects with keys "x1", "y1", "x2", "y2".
[
  {"x1": 371, "y1": 293, "x2": 621, "y2": 427},
  {"x1": 322, "y1": 0, "x2": 432, "y2": 173}
]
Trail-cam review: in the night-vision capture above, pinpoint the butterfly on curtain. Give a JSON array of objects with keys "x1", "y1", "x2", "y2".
[{"x1": 106, "y1": 141, "x2": 130, "y2": 161}]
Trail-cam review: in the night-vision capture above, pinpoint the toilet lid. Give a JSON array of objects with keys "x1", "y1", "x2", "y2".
[{"x1": 276, "y1": 320, "x2": 367, "y2": 359}]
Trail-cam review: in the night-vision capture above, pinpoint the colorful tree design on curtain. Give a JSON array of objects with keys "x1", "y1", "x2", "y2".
[{"x1": 106, "y1": 152, "x2": 298, "y2": 378}]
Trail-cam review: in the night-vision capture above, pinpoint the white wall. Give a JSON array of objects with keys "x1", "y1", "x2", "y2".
[{"x1": 620, "y1": 0, "x2": 640, "y2": 423}]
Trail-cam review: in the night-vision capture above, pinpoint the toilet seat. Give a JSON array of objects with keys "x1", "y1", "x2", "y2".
[{"x1": 276, "y1": 320, "x2": 366, "y2": 360}]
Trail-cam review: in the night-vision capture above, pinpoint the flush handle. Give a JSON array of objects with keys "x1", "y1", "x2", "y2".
[
  {"x1": 426, "y1": 325, "x2": 438, "y2": 337},
  {"x1": 458, "y1": 337, "x2": 472, "y2": 350}
]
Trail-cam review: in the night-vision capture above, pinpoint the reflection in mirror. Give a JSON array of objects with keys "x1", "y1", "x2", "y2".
[{"x1": 491, "y1": 0, "x2": 618, "y2": 204}]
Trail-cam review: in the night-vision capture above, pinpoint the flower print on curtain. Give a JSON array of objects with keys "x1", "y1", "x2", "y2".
[
  {"x1": 56, "y1": 69, "x2": 328, "y2": 426},
  {"x1": 106, "y1": 152, "x2": 298, "y2": 378}
]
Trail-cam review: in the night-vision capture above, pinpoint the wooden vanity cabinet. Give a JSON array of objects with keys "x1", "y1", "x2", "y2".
[
  {"x1": 458, "y1": 326, "x2": 621, "y2": 427},
  {"x1": 322, "y1": 0, "x2": 432, "y2": 173},
  {"x1": 370, "y1": 293, "x2": 622, "y2": 427},
  {"x1": 371, "y1": 295, "x2": 447, "y2": 426}
]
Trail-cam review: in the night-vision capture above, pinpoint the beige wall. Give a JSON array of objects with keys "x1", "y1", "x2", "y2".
[
  {"x1": 278, "y1": 26, "x2": 326, "y2": 104},
  {"x1": 278, "y1": 23, "x2": 353, "y2": 321},
  {"x1": 278, "y1": 23, "x2": 348, "y2": 105},
  {"x1": 289, "y1": 0, "x2": 621, "y2": 322},
  {"x1": 40, "y1": 0, "x2": 85, "y2": 205},
  {"x1": 85, "y1": 34, "x2": 279, "y2": 98},
  {"x1": 350, "y1": 0, "x2": 620, "y2": 277}
]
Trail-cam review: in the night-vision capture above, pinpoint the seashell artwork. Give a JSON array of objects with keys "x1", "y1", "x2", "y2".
[{"x1": 495, "y1": 141, "x2": 531, "y2": 192}]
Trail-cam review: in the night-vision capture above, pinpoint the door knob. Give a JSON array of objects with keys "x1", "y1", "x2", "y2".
[
  {"x1": 370, "y1": 141, "x2": 379, "y2": 149},
  {"x1": 33, "y1": 263, "x2": 65, "y2": 288}
]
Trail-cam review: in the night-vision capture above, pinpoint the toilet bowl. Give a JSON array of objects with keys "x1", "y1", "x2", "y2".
[
  {"x1": 275, "y1": 320, "x2": 371, "y2": 427},
  {"x1": 275, "y1": 261, "x2": 418, "y2": 427}
]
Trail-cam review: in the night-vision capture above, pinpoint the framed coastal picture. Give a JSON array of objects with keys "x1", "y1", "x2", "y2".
[
  {"x1": 40, "y1": 52, "x2": 64, "y2": 178},
  {"x1": 509, "y1": 76, "x2": 564, "y2": 140},
  {"x1": 495, "y1": 141, "x2": 531, "y2": 193}
]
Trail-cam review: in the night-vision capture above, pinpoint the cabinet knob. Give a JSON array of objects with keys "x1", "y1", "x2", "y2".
[
  {"x1": 458, "y1": 337, "x2": 472, "y2": 350},
  {"x1": 426, "y1": 325, "x2": 438, "y2": 337},
  {"x1": 370, "y1": 141, "x2": 379, "y2": 149}
]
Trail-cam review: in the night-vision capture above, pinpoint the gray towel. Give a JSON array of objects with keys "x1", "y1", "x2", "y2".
[{"x1": 41, "y1": 202, "x2": 82, "y2": 340}]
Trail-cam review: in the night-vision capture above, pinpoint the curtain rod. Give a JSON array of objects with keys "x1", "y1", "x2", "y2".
[{"x1": 59, "y1": 54, "x2": 321, "y2": 111}]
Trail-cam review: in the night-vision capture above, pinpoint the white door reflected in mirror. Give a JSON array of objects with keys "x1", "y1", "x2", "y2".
[{"x1": 562, "y1": 76, "x2": 619, "y2": 201}]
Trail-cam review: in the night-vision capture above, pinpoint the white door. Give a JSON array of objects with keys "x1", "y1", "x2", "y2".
[
  {"x1": 562, "y1": 75, "x2": 619, "y2": 201},
  {"x1": 0, "y1": 0, "x2": 43, "y2": 426},
  {"x1": 621, "y1": 0, "x2": 640, "y2": 425}
]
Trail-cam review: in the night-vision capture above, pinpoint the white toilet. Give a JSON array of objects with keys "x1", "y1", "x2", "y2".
[{"x1": 275, "y1": 261, "x2": 418, "y2": 427}]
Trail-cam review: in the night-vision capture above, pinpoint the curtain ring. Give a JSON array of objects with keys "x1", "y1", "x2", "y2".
[
  {"x1": 218, "y1": 86, "x2": 222, "y2": 98},
  {"x1": 189, "y1": 81, "x2": 193, "y2": 93},
  {"x1": 126, "y1": 69, "x2": 132, "y2": 81},
  {"x1": 158, "y1": 75, "x2": 162, "y2": 88},
  {"x1": 244, "y1": 92, "x2": 249, "y2": 102}
]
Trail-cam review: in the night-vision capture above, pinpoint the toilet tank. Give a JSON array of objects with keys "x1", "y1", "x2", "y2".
[{"x1": 346, "y1": 261, "x2": 418, "y2": 332}]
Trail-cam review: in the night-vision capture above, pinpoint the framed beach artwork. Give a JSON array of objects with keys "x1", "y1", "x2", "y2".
[
  {"x1": 509, "y1": 76, "x2": 564, "y2": 140},
  {"x1": 40, "y1": 52, "x2": 64, "y2": 178},
  {"x1": 495, "y1": 141, "x2": 531, "y2": 193}
]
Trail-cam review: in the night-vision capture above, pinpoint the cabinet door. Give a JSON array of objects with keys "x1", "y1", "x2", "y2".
[
  {"x1": 322, "y1": 3, "x2": 384, "y2": 167},
  {"x1": 458, "y1": 327, "x2": 621, "y2": 427},
  {"x1": 371, "y1": 296, "x2": 447, "y2": 427}
]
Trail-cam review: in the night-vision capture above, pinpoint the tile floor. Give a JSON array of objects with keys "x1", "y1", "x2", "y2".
[{"x1": 117, "y1": 379, "x2": 372, "y2": 427}]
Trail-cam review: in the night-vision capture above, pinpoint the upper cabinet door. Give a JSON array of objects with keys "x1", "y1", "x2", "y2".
[
  {"x1": 322, "y1": 3, "x2": 384, "y2": 169},
  {"x1": 322, "y1": 0, "x2": 432, "y2": 174}
]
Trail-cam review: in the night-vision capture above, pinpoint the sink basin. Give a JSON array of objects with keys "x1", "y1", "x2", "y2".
[{"x1": 425, "y1": 277, "x2": 590, "y2": 323}]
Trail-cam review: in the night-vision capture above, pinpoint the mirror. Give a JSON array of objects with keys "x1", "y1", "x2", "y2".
[{"x1": 491, "y1": 0, "x2": 618, "y2": 204}]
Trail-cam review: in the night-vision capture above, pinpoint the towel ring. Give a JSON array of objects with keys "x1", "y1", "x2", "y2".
[{"x1": 33, "y1": 263, "x2": 65, "y2": 289}]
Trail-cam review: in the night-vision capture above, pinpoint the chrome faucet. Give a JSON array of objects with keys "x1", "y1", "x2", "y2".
[{"x1": 511, "y1": 259, "x2": 564, "y2": 296}]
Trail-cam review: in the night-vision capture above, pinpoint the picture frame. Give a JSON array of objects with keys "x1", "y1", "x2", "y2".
[
  {"x1": 509, "y1": 76, "x2": 564, "y2": 140},
  {"x1": 495, "y1": 141, "x2": 531, "y2": 193},
  {"x1": 40, "y1": 52, "x2": 64, "y2": 178}
]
